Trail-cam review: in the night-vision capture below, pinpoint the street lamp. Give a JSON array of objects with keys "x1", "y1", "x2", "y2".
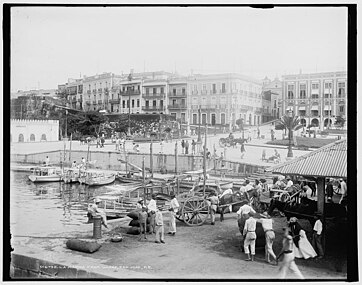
[{"x1": 287, "y1": 109, "x2": 293, "y2": 158}]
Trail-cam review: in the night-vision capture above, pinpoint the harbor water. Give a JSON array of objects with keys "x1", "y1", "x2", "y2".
[{"x1": 10, "y1": 171, "x2": 122, "y2": 238}]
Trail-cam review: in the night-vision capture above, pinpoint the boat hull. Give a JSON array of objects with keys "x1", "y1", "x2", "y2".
[
  {"x1": 28, "y1": 175, "x2": 62, "y2": 183},
  {"x1": 81, "y1": 175, "x2": 116, "y2": 186}
]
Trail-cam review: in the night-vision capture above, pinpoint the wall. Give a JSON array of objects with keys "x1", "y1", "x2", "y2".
[
  {"x1": 11, "y1": 150, "x2": 265, "y2": 177},
  {"x1": 11, "y1": 120, "x2": 59, "y2": 143}
]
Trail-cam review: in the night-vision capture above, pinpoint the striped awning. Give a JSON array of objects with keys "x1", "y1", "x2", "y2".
[
  {"x1": 324, "y1": 105, "x2": 331, "y2": 110},
  {"x1": 266, "y1": 139, "x2": 347, "y2": 178},
  {"x1": 298, "y1": 106, "x2": 306, "y2": 110},
  {"x1": 311, "y1": 105, "x2": 319, "y2": 110}
]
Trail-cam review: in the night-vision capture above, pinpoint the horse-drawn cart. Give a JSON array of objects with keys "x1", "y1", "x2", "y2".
[{"x1": 219, "y1": 135, "x2": 248, "y2": 148}]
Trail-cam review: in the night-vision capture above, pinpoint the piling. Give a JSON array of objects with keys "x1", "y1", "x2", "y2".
[{"x1": 93, "y1": 216, "x2": 102, "y2": 239}]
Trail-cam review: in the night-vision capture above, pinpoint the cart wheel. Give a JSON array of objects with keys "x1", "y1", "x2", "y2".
[
  {"x1": 181, "y1": 196, "x2": 209, "y2": 226},
  {"x1": 279, "y1": 192, "x2": 291, "y2": 203}
]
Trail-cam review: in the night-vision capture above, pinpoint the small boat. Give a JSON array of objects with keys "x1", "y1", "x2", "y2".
[
  {"x1": 79, "y1": 170, "x2": 116, "y2": 186},
  {"x1": 62, "y1": 168, "x2": 81, "y2": 183},
  {"x1": 28, "y1": 166, "x2": 63, "y2": 183}
]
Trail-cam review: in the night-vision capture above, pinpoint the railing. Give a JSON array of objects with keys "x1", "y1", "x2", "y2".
[
  {"x1": 109, "y1": 99, "x2": 120, "y2": 104},
  {"x1": 168, "y1": 92, "x2": 187, "y2": 97},
  {"x1": 119, "y1": 90, "x2": 141, "y2": 96},
  {"x1": 142, "y1": 106, "x2": 164, "y2": 111},
  {"x1": 191, "y1": 91, "x2": 198, "y2": 95},
  {"x1": 168, "y1": 104, "x2": 187, "y2": 109}
]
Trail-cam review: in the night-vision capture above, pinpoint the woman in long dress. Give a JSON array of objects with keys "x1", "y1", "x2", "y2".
[{"x1": 289, "y1": 217, "x2": 317, "y2": 259}]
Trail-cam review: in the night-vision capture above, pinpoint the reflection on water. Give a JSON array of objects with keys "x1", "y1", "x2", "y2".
[{"x1": 10, "y1": 171, "x2": 120, "y2": 237}]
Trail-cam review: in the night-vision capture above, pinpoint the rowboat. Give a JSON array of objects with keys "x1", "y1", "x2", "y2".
[
  {"x1": 28, "y1": 166, "x2": 63, "y2": 183},
  {"x1": 62, "y1": 168, "x2": 81, "y2": 183},
  {"x1": 78, "y1": 170, "x2": 116, "y2": 186}
]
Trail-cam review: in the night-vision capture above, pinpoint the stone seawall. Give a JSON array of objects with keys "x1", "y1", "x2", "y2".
[{"x1": 11, "y1": 150, "x2": 265, "y2": 177}]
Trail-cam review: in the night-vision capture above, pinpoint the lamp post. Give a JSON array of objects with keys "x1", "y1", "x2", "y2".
[{"x1": 287, "y1": 109, "x2": 293, "y2": 158}]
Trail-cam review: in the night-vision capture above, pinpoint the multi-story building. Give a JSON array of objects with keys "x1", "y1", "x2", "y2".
[
  {"x1": 168, "y1": 77, "x2": 188, "y2": 123},
  {"x1": 262, "y1": 77, "x2": 282, "y2": 121},
  {"x1": 82, "y1": 72, "x2": 122, "y2": 112},
  {"x1": 281, "y1": 71, "x2": 347, "y2": 130},
  {"x1": 65, "y1": 78, "x2": 83, "y2": 110},
  {"x1": 117, "y1": 75, "x2": 142, "y2": 114},
  {"x1": 187, "y1": 73, "x2": 263, "y2": 128}
]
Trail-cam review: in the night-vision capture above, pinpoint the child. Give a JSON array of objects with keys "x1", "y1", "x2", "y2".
[
  {"x1": 138, "y1": 206, "x2": 148, "y2": 241},
  {"x1": 154, "y1": 210, "x2": 165, "y2": 244}
]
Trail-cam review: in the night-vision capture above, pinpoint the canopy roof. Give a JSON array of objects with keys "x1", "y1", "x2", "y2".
[{"x1": 267, "y1": 139, "x2": 347, "y2": 178}]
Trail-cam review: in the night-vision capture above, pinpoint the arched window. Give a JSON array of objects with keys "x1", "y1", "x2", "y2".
[
  {"x1": 30, "y1": 134, "x2": 35, "y2": 141},
  {"x1": 300, "y1": 119, "x2": 307, "y2": 127},
  {"x1": 18, "y1": 134, "x2": 24, "y2": 142},
  {"x1": 41, "y1": 134, "x2": 47, "y2": 141},
  {"x1": 311, "y1": 118, "x2": 319, "y2": 127}
]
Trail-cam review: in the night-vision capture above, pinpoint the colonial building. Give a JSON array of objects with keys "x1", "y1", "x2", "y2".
[
  {"x1": 262, "y1": 77, "x2": 282, "y2": 121},
  {"x1": 82, "y1": 73, "x2": 122, "y2": 112},
  {"x1": 187, "y1": 73, "x2": 263, "y2": 128},
  {"x1": 65, "y1": 78, "x2": 83, "y2": 110},
  {"x1": 167, "y1": 77, "x2": 188, "y2": 123},
  {"x1": 281, "y1": 71, "x2": 347, "y2": 130},
  {"x1": 11, "y1": 119, "x2": 59, "y2": 142}
]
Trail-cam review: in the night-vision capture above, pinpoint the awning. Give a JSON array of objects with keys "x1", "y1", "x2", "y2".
[
  {"x1": 324, "y1": 105, "x2": 331, "y2": 110},
  {"x1": 298, "y1": 106, "x2": 306, "y2": 110},
  {"x1": 311, "y1": 105, "x2": 319, "y2": 110}
]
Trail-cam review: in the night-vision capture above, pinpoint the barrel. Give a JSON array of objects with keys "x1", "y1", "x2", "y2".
[{"x1": 93, "y1": 215, "x2": 102, "y2": 239}]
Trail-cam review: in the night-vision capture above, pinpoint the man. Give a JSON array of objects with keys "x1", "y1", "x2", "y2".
[
  {"x1": 339, "y1": 178, "x2": 347, "y2": 205},
  {"x1": 147, "y1": 193, "x2": 157, "y2": 234},
  {"x1": 88, "y1": 198, "x2": 108, "y2": 228},
  {"x1": 154, "y1": 209, "x2": 165, "y2": 244},
  {"x1": 71, "y1": 160, "x2": 77, "y2": 168},
  {"x1": 245, "y1": 180, "x2": 253, "y2": 192},
  {"x1": 168, "y1": 192, "x2": 179, "y2": 235},
  {"x1": 45, "y1": 156, "x2": 50, "y2": 166},
  {"x1": 237, "y1": 202, "x2": 256, "y2": 218},
  {"x1": 312, "y1": 213, "x2": 324, "y2": 259},
  {"x1": 243, "y1": 212, "x2": 257, "y2": 261},
  {"x1": 191, "y1": 140, "x2": 196, "y2": 155},
  {"x1": 239, "y1": 182, "x2": 250, "y2": 202},
  {"x1": 258, "y1": 214, "x2": 277, "y2": 264},
  {"x1": 138, "y1": 206, "x2": 148, "y2": 241},
  {"x1": 207, "y1": 191, "x2": 219, "y2": 225},
  {"x1": 277, "y1": 227, "x2": 304, "y2": 279},
  {"x1": 286, "y1": 177, "x2": 293, "y2": 188}
]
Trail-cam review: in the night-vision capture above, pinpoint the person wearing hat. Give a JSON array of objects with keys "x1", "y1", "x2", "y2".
[
  {"x1": 207, "y1": 191, "x2": 219, "y2": 225},
  {"x1": 89, "y1": 198, "x2": 108, "y2": 228},
  {"x1": 147, "y1": 193, "x2": 157, "y2": 234},
  {"x1": 312, "y1": 213, "x2": 324, "y2": 259},
  {"x1": 258, "y1": 213, "x2": 277, "y2": 265},
  {"x1": 136, "y1": 199, "x2": 145, "y2": 210},
  {"x1": 154, "y1": 209, "x2": 165, "y2": 244},
  {"x1": 168, "y1": 192, "x2": 179, "y2": 235},
  {"x1": 243, "y1": 212, "x2": 257, "y2": 261},
  {"x1": 289, "y1": 217, "x2": 317, "y2": 259},
  {"x1": 277, "y1": 227, "x2": 304, "y2": 279}
]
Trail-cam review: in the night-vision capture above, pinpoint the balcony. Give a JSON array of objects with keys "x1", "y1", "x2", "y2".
[
  {"x1": 109, "y1": 99, "x2": 120, "y2": 104},
  {"x1": 120, "y1": 90, "x2": 141, "y2": 96},
  {"x1": 168, "y1": 103, "x2": 187, "y2": 110},
  {"x1": 143, "y1": 92, "x2": 165, "y2": 98},
  {"x1": 142, "y1": 106, "x2": 165, "y2": 111},
  {"x1": 168, "y1": 92, "x2": 187, "y2": 98}
]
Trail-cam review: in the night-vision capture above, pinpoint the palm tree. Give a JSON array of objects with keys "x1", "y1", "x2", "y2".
[{"x1": 276, "y1": 112, "x2": 303, "y2": 157}]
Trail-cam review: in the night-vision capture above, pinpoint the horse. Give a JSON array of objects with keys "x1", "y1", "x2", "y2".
[{"x1": 218, "y1": 193, "x2": 248, "y2": 222}]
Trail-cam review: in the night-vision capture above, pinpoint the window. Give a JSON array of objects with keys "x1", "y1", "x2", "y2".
[
  {"x1": 137, "y1": 99, "x2": 140, "y2": 107},
  {"x1": 181, "y1": 113, "x2": 186, "y2": 123},
  {"x1": 145, "y1": 100, "x2": 149, "y2": 107},
  {"x1": 222, "y1": 83, "x2": 226, "y2": 93},
  {"x1": 153, "y1": 88, "x2": 157, "y2": 94},
  {"x1": 172, "y1": 99, "x2": 176, "y2": 105},
  {"x1": 202, "y1": 84, "x2": 206, "y2": 91},
  {"x1": 132, "y1": 99, "x2": 135, "y2": 108},
  {"x1": 212, "y1": 84, "x2": 217, "y2": 94},
  {"x1": 324, "y1": 94, "x2": 331, "y2": 99},
  {"x1": 311, "y1": 110, "x2": 319, "y2": 116},
  {"x1": 160, "y1": 100, "x2": 163, "y2": 108},
  {"x1": 182, "y1": 88, "x2": 186, "y2": 95},
  {"x1": 153, "y1": 100, "x2": 156, "y2": 107},
  {"x1": 193, "y1": 114, "x2": 197, "y2": 124},
  {"x1": 299, "y1": 110, "x2": 306, "y2": 116},
  {"x1": 274, "y1": 100, "x2": 277, "y2": 108},
  {"x1": 221, "y1": 113, "x2": 226, "y2": 124},
  {"x1": 122, "y1": 100, "x2": 126, "y2": 108},
  {"x1": 324, "y1": 110, "x2": 331, "y2": 116},
  {"x1": 299, "y1": 84, "x2": 306, "y2": 99},
  {"x1": 338, "y1": 82, "x2": 345, "y2": 97},
  {"x1": 127, "y1": 100, "x2": 130, "y2": 108},
  {"x1": 340, "y1": 105, "x2": 345, "y2": 113},
  {"x1": 312, "y1": 83, "x2": 319, "y2": 89},
  {"x1": 161, "y1": 87, "x2": 164, "y2": 94},
  {"x1": 173, "y1": 88, "x2": 176, "y2": 95},
  {"x1": 324, "y1": 82, "x2": 332, "y2": 89},
  {"x1": 287, "y1": 85, "x2": 294, "y2": 99},
  {"x1": 311, "y1": 94, "x2": 319, "y2": 99},
  {"x1": 146, "y1": 88, "x2": 149, "y2": 95},
  {"x1": 181, "y1": 99, "x2": 186, "y2": 106}
]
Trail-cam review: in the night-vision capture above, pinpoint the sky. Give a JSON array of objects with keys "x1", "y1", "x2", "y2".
[{"x1": 10, "y1": 6, "x2": 348, "y2": 92}]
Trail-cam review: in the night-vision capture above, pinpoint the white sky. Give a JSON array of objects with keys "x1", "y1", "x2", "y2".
[{"x1": 10, "y1": 6, "x2": 347, "y2": 92}]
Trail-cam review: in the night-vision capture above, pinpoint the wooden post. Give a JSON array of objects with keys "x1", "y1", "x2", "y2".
[
  {"x1": 69, "y1": 133, "x2": 72, "y2": 162},
  {"x1": 175, "y1": 142, "x2": 178, "y2": 175},
  {"x1": 316, "y1": 177, "x2": 325, "y2": 214},
  {"x1": 203, "y1": 125, "x2": 207, "y2": 197},
  {"x1": 150, "y1": 141, "x2": 153, "y2": 178}
]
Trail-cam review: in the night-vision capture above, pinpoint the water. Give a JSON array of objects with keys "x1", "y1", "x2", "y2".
[{"x1": 10, "y1": 171, "x2": 122, "y2": 238}]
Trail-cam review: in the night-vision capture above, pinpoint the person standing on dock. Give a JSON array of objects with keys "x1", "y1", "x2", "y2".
[
  {"x1": 138, "y1": 206, "x2": 148, "y2": 240},
  {"x1": 154, "y1": 209, "x2": 165, "y2": 244},
  {"x1": 147, "y1": 193, "x2": 157, "y2": 234},
  {"x1": 207, "y1": 191, "x2": 219, "y2": 225},
  {"x1": 168, "y1": 192, "x2": 179, "y2": 236},
  {"x1": 44, "y1": 156, "x2": 50, "y2": 166}
]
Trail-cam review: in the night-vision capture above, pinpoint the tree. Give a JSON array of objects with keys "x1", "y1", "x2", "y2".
[
  {"x1": 77, "y1": 111, "x2": 109, "y2": 136},
  {"x1": 276, "y1": 114, "x2": 303, "y2": 141},
  {"x1": 235, "y1": 118, "x2": 244, "y2": 133}
]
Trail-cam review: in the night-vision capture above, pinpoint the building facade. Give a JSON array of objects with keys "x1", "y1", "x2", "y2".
[
  {"x1": 167, "y1": 77, "x2": 188, "y2": 122},
  {"x1": 187, "y1": 73, "x2": 263, "y2": 128},
  {"x1": 281, "y1": 71, "x2": 347, "y2": 130},
  {"x1": 11, "y1": 119, "x2": 59, "y2": 142}
]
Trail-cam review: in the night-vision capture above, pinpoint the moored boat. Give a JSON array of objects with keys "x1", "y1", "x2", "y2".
[
  {"x1": 79, "y1": 170, "x2": 116, "y2": 186},
  {"x1": 62, "y1": 168, "x2": 81, "y2": 183},
  {"x1": 28, "y1": 166, "x2": 63, "y2": 183}
]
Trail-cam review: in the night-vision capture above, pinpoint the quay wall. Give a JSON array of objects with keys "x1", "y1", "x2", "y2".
[{"x1": 11, "y1": 150, "x2": 265, "y2": 177}]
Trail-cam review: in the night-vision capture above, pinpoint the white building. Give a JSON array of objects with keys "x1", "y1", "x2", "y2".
[{"x1": 11, "y1": 119, "x2": 59, "y2": 142}]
